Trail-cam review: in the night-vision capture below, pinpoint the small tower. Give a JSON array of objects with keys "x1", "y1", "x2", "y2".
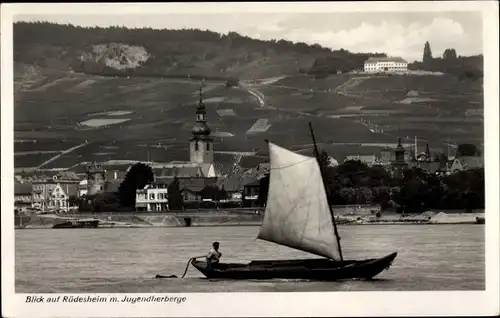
[
  {"x1": 394, "y1": 138, "x2": 405, "y2": 163},
  {"x1": 391, "y1": 138, "x2": 408, "y2": 179},
  {"x1": 425, "y1": 143, "x2": 431, "y2": 161},
  {"x1": 86, "y1": 162, "x2": 106, "y2": 196},
  {"x1": 189, "y1": 86, "x2": 214, "y2": 164}
]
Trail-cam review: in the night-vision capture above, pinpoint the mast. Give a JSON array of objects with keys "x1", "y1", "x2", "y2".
[
  {"x1": 308, "y1": 122, "x2": 344, "y2": 262},
  {"x1": 447, "y1": 137, "x2": 450, "y2": 158},
  {"x1": 414, "y1": 136, "x2": 417, "y2": 159}
]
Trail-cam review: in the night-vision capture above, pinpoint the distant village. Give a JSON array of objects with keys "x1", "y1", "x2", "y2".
[{"x1": 14, "y1": 56, "x2": 484, "y2": 214}]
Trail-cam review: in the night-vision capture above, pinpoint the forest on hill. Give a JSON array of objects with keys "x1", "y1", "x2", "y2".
[
  {"x1": 14, "y1": 21, "x2": 483, "y2": 82},
  {"x1": 408, "y1": 41, "x2": 483, "y2": 80},
  {"x1": 13, "y1": 21, "x2": 388, "y2": 79}
]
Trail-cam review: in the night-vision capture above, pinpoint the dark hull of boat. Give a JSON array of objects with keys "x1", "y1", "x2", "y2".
[
  {"x1": 191, "y1": 252, "x2": 397, "y2": 281},
  {"x1": 475, "y1": 217, "x2": 485, "y2": 224},
  {"x1": 52, "y1": 220, "x2": 99, "y2": 229}
]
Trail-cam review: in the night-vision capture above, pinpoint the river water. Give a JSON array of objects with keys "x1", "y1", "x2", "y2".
[{"x1": 15, "y1": 225, "x2": 484, "y2": 293}]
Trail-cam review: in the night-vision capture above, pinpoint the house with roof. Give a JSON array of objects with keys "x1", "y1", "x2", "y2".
[
  {"x1": 344, "y1": 154, "x2": 380, "y2": 167},
  {"x1": 135, "y1": 183, "x2": 169, "y2": 212},
  {"x1": 457, "y1": 155, "x2": 484, "y2": 170},
  {"x1": 78, "y1": 179, "x2": 89, "y2": 197},
  {"x1": 410, "y1": 161, "x2": 443, "y2": 174},
  {"x1": 19, "y1": 172, "x2": 80, "y2": 210},
  {"x1": 46, "y1": 183, "x2": 70, "y2": 212},
  {"x1": 242, "y1": 179, "x2": 261, "y2": 207},
  {"x1": 14, "y1": 183, "x2": 34, "y2": 212},
  {"x1": 150, "y1": 176, "x2": 218, "y2": 208},
  {"x1": 216, "y1": 174, "x2": 257, "y2": 204},
  {"x1": 179, "y1": 178, "x2": 218, "y2": 203},
  {"x1": 153, "y1": 162, "x2": 216, "y2": 181},
  {"x1": 439, "y1": 155, "x2": 484, "y2": 175},
  {"x1": 132, "y1": 87, "x2": 239, "y2": 209},
  {"x1": 364, "y1": 57, "x2": 408, "y2": 73}
]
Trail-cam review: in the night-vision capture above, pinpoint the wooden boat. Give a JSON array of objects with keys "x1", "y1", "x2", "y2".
[
  {"x1": 191, "y1": 253, "x2": 397, "y2": 280},
  {"x1": 190, "y1": 123, "x2": 397, "y2": 281},
  {"x1": 52, "y1": 219, "x2": 100, "y2": 228}
]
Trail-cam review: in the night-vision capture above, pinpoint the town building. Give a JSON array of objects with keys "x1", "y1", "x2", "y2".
[
  {"x1": 242, "y1": 179, "x2": 261, "y2": 207},
  {"x1": 390, "y1": 138, "x2": 409, "y2": 178},
  {"x1": 135, "y1": 86, "x2": 223, "y2": 209},
  {"x1": 344, "y1": 154, "x2": 381, "y2": 167},
  {"x1": 24, "y1": 172, "x2": 80, "y2": 211},
  {"x1": 46, "y1": 183, "x2": 70, "y2": 211},
  {"x1": 364, "y1": 57, "x2": 408, "y2": 73},
  {"x1": 178, "y1": 178, "x2": 218, "y2": 204},
  {"x1": 190, "y1": 87, "x2": 214, "y2": 165},
  {"x1": 438, "y1": 155, "x2": 484, "y2": 175},
  {"x1": 135, "y1": 183, "x2": 169, "y2": 212},
  {"x1": 77, "y1": 166, "x2": 125, "y2": 197},
  {"x1": 85, "y1": 162, "x2": 106, "y2": 196},
  {"x1": 14, "y1": 182, "x2": 34, "y2": 212},
  {"x1": 78, "y1": 179, "x2": 89, "y2": 197}
]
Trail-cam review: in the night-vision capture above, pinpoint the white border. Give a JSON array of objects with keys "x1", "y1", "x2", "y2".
[{"x1": 1, "y1": 2, "x2": 499, "y2": 317}]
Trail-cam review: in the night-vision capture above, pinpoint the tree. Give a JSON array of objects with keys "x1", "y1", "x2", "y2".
[
  {"x1": 219, "y1": 186, "x2": 228, "y2": 201},
  {"x1": 423, "y1": 41, "x2": 433, "y2": 67},
  {"x1": 225, "y1": 77, "x2": 239, "y2": 88},
  {"x1": 372, "y1": 186, "x2": 391, "y2": 210},
  {"x1": 317, "y1": 149, "x2": 337, "y2": 198},
  {"x1": 356, "y1": 187, "x2": 374, "y2": 204},
  {"x1": 256, "y1": 173, "x2": 270, "y2": 206},
  {"x1": 92, "y1": 192, "x2": 120, "y2": 212},
  {"x1": 318, "y1": 149, "x2": 331, "y2": 172},
  {"x1": 456, "y1": 144, "x2": 480, "y2": 157},
  {"x1": 118, "y1": 163, "x2": 154, "y2": 207},
  {"x1": 443, "y1": 48, "x2": 457, "y2": 62},
  {"x1": 334, "y1": 160, "x2": 368, "y2": 187},
  {"x1": 339, "y1": 187, "x2": 356, "y2": 204},
  {"x1": 167, "y1": 177, "x2": 184, "y2": 210},
  {"x1": 201, "y1": 184, "x2": 221, "y2": 201},
  {"x1": 438, "y1": 153, "x2": 448, "y2": 166},
  {"x1": 393, "y1": 178, "x2": 426, "y2": 213},
  {"x1": 76, "y1": 194, "x2": 94, "y2": 212},
  {"x1": 68, "y1": 195, "x2": 79, "y2": 207}
]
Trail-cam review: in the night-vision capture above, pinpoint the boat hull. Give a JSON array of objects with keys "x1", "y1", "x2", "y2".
[
  {"x1": 191, "y1": 252, "x2": 397, "y2": 281},
  {"x1": 52, "y1": 220, "x2": 100, "y2": 229}
]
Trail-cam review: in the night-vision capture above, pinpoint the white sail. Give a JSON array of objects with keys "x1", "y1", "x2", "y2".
[{"x1": 257, "y1": 142, "x2": 341, "y2": 261}]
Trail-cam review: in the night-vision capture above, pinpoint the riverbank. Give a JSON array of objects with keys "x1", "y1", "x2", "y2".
[
  {"x1": 15, "y1": 213, "x2": 263, "y2": 229},
  {"x1": 14, "y1": 210, "x2": 485, "y2": 229}
]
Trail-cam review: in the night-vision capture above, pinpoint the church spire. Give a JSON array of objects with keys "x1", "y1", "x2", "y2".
[
  {"x1": 191, "y1": 84, "x2": 211, "y2": 137},
  {"x1": 189, "y1": 82, "x2": 214, "y2": 164},
  {"x1": 199, "y1": 85, "x2": 203, "y2": 106}
]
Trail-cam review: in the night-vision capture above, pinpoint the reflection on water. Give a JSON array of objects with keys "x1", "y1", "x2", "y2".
[{"x1": 15, "y1": 225, "x2": 484, "y2": 292}]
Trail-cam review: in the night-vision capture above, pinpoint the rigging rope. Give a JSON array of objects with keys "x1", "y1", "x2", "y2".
[
  {"x1": 180, "y1": 257, "x2": 197, "y2": 278},
  {"x1": 226, "y1": 237, "x2": 259, "y2": 258},
  {"x1": 269, "y1": 157, "x2": 315, "y2": 170},
  {"x1": 155, "y1": 211, "x2": 263, "y2": 279},
  {"x1": 155, "y1": 255, "x2": 204, "y2": 279}
]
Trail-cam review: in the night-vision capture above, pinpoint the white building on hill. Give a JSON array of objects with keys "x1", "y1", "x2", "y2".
[{"x1": 364, "y1": 57, "x2": 408, "y2": 73}]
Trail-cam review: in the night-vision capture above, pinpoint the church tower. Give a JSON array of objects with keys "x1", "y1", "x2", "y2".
[
  {"x1": 86, "y1": 162, "x2": 106, "y2": 196},
  {"x1": 391, "y1": 138, "x2": 408, "y2": 179},
  {"x1": 189, "y1": 86, "x2": 214, "y2": 164}
]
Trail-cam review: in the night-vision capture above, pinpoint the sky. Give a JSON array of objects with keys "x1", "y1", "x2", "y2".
[{"x1": 16, "y1": 11, "x2": 483, "y2": 62}]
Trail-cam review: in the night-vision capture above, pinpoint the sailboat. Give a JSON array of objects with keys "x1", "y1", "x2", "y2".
[{"x1": 190, "y1": 123, "x2": 397, "y2": 280}]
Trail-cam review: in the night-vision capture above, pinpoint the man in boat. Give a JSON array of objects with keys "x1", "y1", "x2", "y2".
[{"x1": 206, "y1": 241, "x2": 222, "y2": 268}]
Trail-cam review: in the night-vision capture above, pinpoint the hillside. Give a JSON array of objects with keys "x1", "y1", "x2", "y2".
[
  {"x1": 14, "y1": 22, "x2": 389, "y2": 80},
  {"x1": 13, "y1": 22, "x2": 483, "y2": 171}
]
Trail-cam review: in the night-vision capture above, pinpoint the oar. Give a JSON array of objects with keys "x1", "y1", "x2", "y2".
[{"x1": 155, "y1": 255, "x2": 205, "y2": 279}]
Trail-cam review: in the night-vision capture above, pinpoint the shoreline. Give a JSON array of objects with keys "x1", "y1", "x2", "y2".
[
  {"x1": 15, "y1": 223, "x2": 484, "y2": 230},
  {"x1": 14, "y1": 211, "x2": 485, "y2": 229}
]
